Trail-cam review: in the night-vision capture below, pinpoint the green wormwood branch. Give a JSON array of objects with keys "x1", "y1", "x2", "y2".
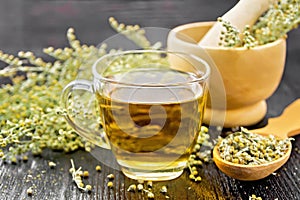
[
  {"x1": 219, "y1": 0, "x2": 300, "y2": 48},
  {"x1": 0, "y1": 18, "x2": 155, "y2": 163},
  {"x1": 0, "y1": 29, "x2": 96, "y2": 162}
]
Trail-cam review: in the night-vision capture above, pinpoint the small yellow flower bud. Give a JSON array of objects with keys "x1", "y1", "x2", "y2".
[
  {"x1": 85, "y1": 184, "x2": 92, "y2": 192},
  {"x1": 95, "y1": 165, "x2": 102, "y2": 172},
  {"x1": 107, "y1": 174, "x2": 114, "y2": 180},
  {"x1": 83, "y1": 171, "x2": 89, "y2": 178},
  {"x1": 107, "y1": 181, "x2": 114, "y2": 188}
]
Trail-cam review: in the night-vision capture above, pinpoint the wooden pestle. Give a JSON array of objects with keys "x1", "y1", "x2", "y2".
[{"x1": 198, "y1": 0, "x2": 277, "y2": 47}]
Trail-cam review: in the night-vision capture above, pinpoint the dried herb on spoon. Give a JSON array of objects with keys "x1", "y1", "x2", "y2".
[{"x1": 217, "y1": 128, "x2": 293, "y2": 165}]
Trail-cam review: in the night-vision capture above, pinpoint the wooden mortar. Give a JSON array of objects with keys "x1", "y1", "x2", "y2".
[{"x1": 167, "y1": 22, "x2": 286, "y2": 127}]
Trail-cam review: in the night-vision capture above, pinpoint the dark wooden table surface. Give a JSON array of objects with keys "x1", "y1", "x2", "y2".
[{"x1": 0, "y1": 0, "x2": 300, "y2": 199}]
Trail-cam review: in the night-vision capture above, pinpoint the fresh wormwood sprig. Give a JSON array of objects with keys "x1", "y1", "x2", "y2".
[
  {"x1": 0, "y1": 18, "x2": 152, "y2": 163},
  {"x1": 0, "y1": 29, "x2": 96, "y2": 162}
]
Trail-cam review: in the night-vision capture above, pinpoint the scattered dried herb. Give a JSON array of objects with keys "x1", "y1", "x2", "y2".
[
  {"x1": 249, "y1": 194, "x2": 263, "y2": 200},
  {"x1": 137, "y1": 183, "x2": 144, "y2": 191},
  {"x1": 107, "y1": 181, "x2": 114, "y2": 189},
  {"x1": 187, "y1": 126, "x2": 213, "y2": 181},
  {"x1": 95, "y1": 165, "x2": 102, "y2": 172},
  {"x1": 107, "y1": 173, "x2": 115, "y2": 180},
  {"x1": 48, "y1": 161, "x2": 56, "y2": 169},
  {"x1": 69, "y1": 159, "x2": 93, "y2": 192},
  {"x1": 127, "y1": 184, "x2": 137, "y2": 192}
]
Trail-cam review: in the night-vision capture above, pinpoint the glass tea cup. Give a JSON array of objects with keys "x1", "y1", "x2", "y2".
[{"x1": 61, "y1": 50, "x2": 210, "y2": 181}]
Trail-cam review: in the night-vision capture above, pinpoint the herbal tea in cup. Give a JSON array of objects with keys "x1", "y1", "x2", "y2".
[{"x1": 61, "y1": 50, "x2": 210, "y2": 181}]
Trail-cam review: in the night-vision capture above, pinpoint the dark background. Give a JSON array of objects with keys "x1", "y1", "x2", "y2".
[
  {"x1": 1, "y1": 0, "x2": 299, "y2": 108},
  {"x1": 0, "y1": 0, "x2": 300, "y2": 199},
  {"x1": 0, "y1": 0, "x2": 237, "y2": 55}
]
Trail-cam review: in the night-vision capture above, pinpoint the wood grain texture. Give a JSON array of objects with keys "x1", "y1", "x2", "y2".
[{"x1": 0, "y1": 0, "x2": 300, "y2": 199}]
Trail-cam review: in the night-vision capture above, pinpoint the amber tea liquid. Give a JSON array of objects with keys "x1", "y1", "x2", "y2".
[{"x1": 97, "y1": 68, "x2": 207, "y2": 180}]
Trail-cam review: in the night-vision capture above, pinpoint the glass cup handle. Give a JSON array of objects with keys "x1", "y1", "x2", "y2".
[{"x1": 61, "y1": 79, "x2": 110, "y2": 149}]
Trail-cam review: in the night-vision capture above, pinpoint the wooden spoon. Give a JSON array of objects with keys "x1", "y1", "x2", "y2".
[{"x1": 213, "y1": 99, "x2": 300, "y2": 181}]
